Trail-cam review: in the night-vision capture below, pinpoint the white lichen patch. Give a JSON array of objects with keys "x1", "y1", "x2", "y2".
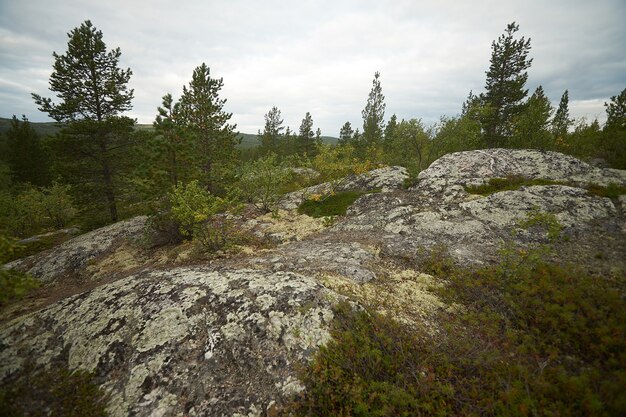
[
  {"x1": 133, "y1": 307, "x2": 192, "y2": 352},
  {"x1": 319, "y1": 269, "x2": 452, "y2": 332},
  {"x1": 250, "y1": 209, "x2": 326, "y2": 242}
]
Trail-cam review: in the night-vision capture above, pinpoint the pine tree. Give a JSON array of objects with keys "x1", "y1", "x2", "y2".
[
  {"x1": 551, "y1": 90, "x2": 572, "y2": 140},
  {"x1": 298, "y1": 112, "x2": 315, "y2": 156},
  {"x1": 338, "y1": 121, "x2": 354, "y2": 146},
  {"x1": 383, "y1": 114, "x2": 398, "y2": 151},
  {"x1": 481, "y1": 22, "x2": 532, "y2": 148},
  {"x1": 258, "y1": 106, "x2": 284, "y2": 155},
  {"x1": 32, "y1": 20, "x2": 135, "y2": 222},
  {"x1": 361, "y1": 71, "x2": 386, "y2": 148},
  {"x1": 510, "y1": 86, "x2": 553, "y2": 150},
  {"x1": 178, "y1": 63, "x2": 239, "y2": 192},
  {"x1": 4, "y1": 115, "x2": 50, "y2": 186},
  {"x1": 604, "y1": 88, "x2": 626, "y2": 131}
]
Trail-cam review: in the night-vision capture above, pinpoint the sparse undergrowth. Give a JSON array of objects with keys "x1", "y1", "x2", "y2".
[
  {"x1": 0, "y1": 366, "x2": 108, "y2": 417},
  {"x1": 288, "y1": 244, "x2": 626, "y2": 416},
  {"x1": 0, "y1": 234, "x2": 39, "y2": 306},
  {"x1": 465, "y1": 175, "x2": 626, "y2": 198}
]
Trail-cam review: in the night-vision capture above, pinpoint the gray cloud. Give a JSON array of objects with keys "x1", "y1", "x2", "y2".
[{"x1": 1, "y1": 0, "x2": 624, "y2": 136}]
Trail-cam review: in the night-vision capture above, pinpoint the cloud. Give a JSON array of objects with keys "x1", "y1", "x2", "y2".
[{"x1": 0, "y1": 0, "x2": 624, "y2": 135}]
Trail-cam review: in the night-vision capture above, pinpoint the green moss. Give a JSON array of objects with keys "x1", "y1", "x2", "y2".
[
  {"x1": 0, "y1": 366, "x2": 109, "y2": 417},
  {"x1": 298, "y1": 191, "x2": 370, "y2": 218},
  {"x1": 465, "y1": 176, "x2": 626, "y2": 200},
  {"x1": 587, "y1": 182, "x2": 626, "y2": 199},
  {"x1": 465, "y1": 175, "x2": 566, "y2": 195}
]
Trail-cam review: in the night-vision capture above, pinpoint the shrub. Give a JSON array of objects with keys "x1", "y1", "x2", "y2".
[
  {"x1": 148, "y1": 180, "x2": 237, "y2": 252},
  {"x1": 290, "y1": 245, "x2": 626, "y2": 416},
  {"x1": 0, "y1": 183, "x2": 76, "y2": 238},
  {"x1": 236, "y1": 153, "x2": 291, "y2": 212},
  {"x1": 0, "y1": 234, "x2": 39, "y2": 305},
  {"x1": 0, "y1": 366, "x2": 108, "y2": 417}
]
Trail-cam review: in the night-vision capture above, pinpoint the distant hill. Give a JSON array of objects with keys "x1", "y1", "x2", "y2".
[{"x1": 0, "y1": 118, "x2": 338, "y2": 148}]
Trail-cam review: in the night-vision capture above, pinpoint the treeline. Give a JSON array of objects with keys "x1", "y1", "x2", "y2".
[{"x1": 0, "y1": 20, "x2": 624, "y2": 241}]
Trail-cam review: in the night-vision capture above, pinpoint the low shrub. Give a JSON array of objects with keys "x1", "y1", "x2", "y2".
[
  {"x1": 0, "y1": 234, "x2": 39, "y2": 305},
  {"x1": 0, "y1": 366, "x2": 108, "y2": 417},
  {"x1": 290, "y1": 244, "x2": 626, "y2": 416}
]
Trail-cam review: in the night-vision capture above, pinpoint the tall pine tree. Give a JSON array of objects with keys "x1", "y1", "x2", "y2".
[
  {"x1": 298, "y1": 112, "x2": 315, "y2": 156},
  {"x1": 258, "y1": 106, "x2": 284, "y2": 155},
  {"x1": 32, "y1": 20, "x2": 135, "y2": 223},
  {"x1": 177, "y1": 63, "x2": 239, "y2": 192},
  {"x1": 481, "y1": 22, "x2": 532, "y2": 148},
  {"x1": 361, "y1": 71, "x2": 386, "y2": 149},
  {"x1": 551, "y1": 90, "x2": 572, "y2": 140}
]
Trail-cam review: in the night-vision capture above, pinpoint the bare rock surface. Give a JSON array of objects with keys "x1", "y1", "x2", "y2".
[
  {"x1": 2, "y1": 149, "x2": 625, "y2": 416},
  {"x1": 0, "y1": 267, "x2": 338, "y2": 417}
]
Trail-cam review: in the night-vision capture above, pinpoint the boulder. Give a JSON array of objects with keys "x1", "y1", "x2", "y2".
[
  {"x1": 279, "y1": 166, "x2": 408, "y2": 210},
  {"x1": 6, "y1": 216, "x2": 148, "y2": 283},
  {"x1": 0, "y1": 267, "x2": 338, "y2": 417}
]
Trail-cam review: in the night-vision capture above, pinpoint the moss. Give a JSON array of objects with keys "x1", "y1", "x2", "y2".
[
  {"x1": 465, "y1": 175, "x2": 626, "y2": 200},
  {"x1": 0, "y1": 366, "x2": 109, "y2": 417},
  {"x1": 298, "y1": 191, "x2": 369, "y2": 218},
  {"x1": 465, "y1": 175, "x2": 566, "y2": 195},
  {"x1": 586, "y1": 182, "x2": 626, "y2": 199}
]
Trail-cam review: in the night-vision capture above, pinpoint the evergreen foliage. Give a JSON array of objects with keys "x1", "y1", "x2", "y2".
[
  {"x1": 298, "y1": 112, "x2": 317, "y2": 156},
  {"x1": 258, "y1": 106, "x2": 284, "y2": 155},
  {"x1": 32, "y1": 20, "x2": 135, "y2": 223},
  {"x1": 481, "y1": 22, "x2": 532, "y2": 147},
  {"x1": 177, "y1": 63, "x2": 240, "y2": 192},
  {"x1": 361, "y1": 72, "x2": 386, "y2": 149},
  {"x1": 2, "y1": 116, "x2": 50, "y2": 186},
  {"x1": 338, "y1": 121, "x2": 354, "y2": 146},
  {"x1": 510, "y1": 85, "x2": 554, "y2": 149},
  {"x1": 551, "y1": 90, "x2": 572, "y2": 141}
]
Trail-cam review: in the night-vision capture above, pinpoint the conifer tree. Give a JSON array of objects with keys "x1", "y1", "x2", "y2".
[
  {"x1": 481, "y1": 22, "x2": 532, "y2": 147},
  {"x1": 4, "y1": 115, "x2": 50, "y2": 186},
  {"x1": 258, "y1": 106, "x2": 284, "y2": 155},
  {"x1": 551, "y1": 90, "x2": 572, "y2": 140},
  {"x1": 510, "y1": 86, "x2": 553, "y2": 150},
  {"x1": 177, "y1": 63, "x2": 239, "y2": 191},
  {"x1": 383, "y1": 114, "x2": 398, "y2": 151},
  {"x1": 338, "y1": 121, "x2": 354, "y2": 146},
  {"x1": 361, "y1": 72, "x2": 386, "y2": 148},
  {"x1": 604, "y1": 88, "x2": 626, "y2": 131},
  {"x1": 32, "y1": 20, "x2": 135, "y2": 222},
  {"x1": 298, "y1": 112, "x2": 315, "y2": 156}
]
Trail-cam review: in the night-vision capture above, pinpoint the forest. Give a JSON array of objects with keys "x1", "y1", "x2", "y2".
[{"x1": 1, "y1": 21, "x2": 624, "y2": 248}]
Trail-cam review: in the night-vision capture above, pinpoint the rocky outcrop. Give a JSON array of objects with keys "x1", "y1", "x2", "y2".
[
  {"x1": 2, "y1": 149, "x2": 625, "y2": 416},
  {"x1": 0, "y1": 268, "x2": 338, "y2": 416},
  {"x1": 279, "y1": 166, "x2": 408, "y2": 210},
  {"x1": 6, "y1": 216, "x2": 148, "y2": 283}
]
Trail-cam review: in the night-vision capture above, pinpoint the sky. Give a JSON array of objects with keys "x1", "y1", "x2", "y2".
[{"x1": 0, "y1": 0, "x2": 625, "y2": 136}]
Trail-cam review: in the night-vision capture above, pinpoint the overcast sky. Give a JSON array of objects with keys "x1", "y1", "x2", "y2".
[{"x1": 1, "y1": 0, "x2": 624, "y2": 135}]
